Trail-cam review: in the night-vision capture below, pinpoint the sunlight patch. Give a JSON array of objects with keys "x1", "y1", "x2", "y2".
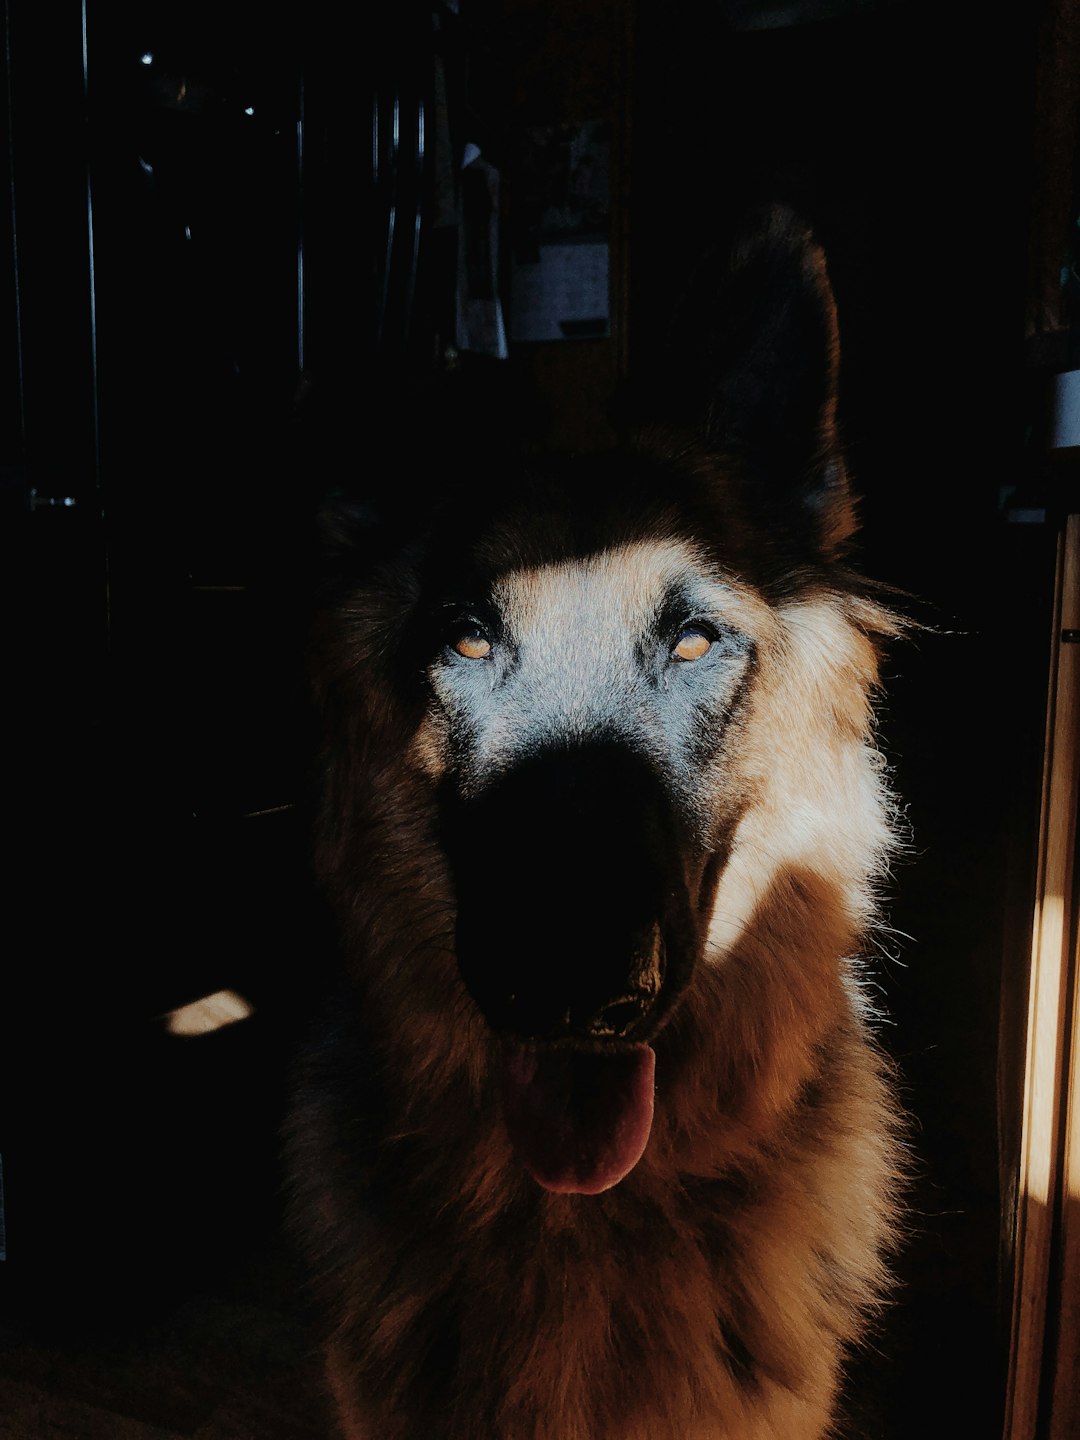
[{"x1": 164, "y1": 989, "x2": 254, "y2": 1037}]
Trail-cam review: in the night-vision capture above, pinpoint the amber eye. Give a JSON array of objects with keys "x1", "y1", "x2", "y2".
[
  {"x1": 452, "y1": 627, "x2": 492, "y2": 660},
  {"x1": 672, "y1": 624, "x2": 713, "y2": 662}
]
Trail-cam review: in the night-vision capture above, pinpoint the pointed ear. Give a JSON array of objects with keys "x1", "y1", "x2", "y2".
[{"x1": 648, "y1": 205, "x2": 855, "y2": 559}]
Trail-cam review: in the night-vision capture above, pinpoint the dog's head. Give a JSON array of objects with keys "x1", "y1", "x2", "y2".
[{"x1": 314, "y1": 208, "x2": 898, "y2": 1194}]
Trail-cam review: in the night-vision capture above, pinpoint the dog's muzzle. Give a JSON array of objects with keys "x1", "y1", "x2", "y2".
[
  {"x1": 443, "y1": 742, "x2": 700, "y2": 1049},
  {"x1": 443, "y1": 743, "x2": 705, "y2": 1194}
]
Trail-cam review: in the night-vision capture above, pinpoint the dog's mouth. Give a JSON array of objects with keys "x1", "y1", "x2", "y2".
[{"x1": 501, "y1": 1044, "x2": 656, "y2": 1195}]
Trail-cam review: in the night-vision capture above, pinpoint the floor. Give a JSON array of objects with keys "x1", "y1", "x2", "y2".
[
  {"x1": 0, "y1": 988, "x2": 332, "y2": 1440},
  {"x1": 0, "y1": 1250, "x2": 327, "y2": 1440}
]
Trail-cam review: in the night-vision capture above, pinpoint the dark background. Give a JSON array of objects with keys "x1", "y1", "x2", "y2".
[{"x1": 1, "y1": 1, "x2": 1074, "y2": 1435}]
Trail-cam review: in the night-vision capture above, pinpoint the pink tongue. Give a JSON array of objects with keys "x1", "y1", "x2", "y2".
[{"x1": 502, "y1": 1046, "x2": 656, "y2": 1194}]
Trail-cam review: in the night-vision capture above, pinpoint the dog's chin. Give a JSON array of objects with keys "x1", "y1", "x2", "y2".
[{"x1": 500, "y1": 1044, "x2": 657, "y2": 1195}]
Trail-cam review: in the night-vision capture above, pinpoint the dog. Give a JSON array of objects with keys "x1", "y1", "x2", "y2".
[{"x1": 286, "y1": 207, "x2": 906, "y2": 1439}]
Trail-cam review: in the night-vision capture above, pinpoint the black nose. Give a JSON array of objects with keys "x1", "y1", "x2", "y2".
[
  {"x1": 580, "y1": 920, "x2": 664, "y2": 1039},
  {"x1": 584, "y1": 992, "x2": 655, "y2": 1041},
  {"x1": 495, "y1": 920, "x2": 665, "y2": 1044}
]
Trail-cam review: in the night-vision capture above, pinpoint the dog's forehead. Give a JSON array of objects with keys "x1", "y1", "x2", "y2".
[
  {"x1": 483, "y1": 536, "x2": 772, "y2": 639},
  {"x1": 494, "y1": 538, "x2": 703, "y2": 618}
]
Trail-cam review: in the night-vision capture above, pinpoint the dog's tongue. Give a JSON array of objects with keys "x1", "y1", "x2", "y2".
[{"x1": 502, "y1": 1046, "x2": 656, "y2": 1195}]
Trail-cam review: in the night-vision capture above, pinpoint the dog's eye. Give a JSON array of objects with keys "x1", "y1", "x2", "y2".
[
  {"x1": 452, "y1": 626, "x2": 492, "y2": 660},
  {"x1": 672, "y1": 624, "x2": 713, "y2": 662}
]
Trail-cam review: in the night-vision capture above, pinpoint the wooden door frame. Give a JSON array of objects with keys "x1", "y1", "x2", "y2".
[{"x1": 1004, "y1": 512, "x2": 1080, "y2": 1440}]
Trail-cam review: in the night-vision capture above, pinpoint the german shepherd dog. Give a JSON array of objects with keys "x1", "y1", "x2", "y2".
[{"x1": 287, "y1": 208, "x2": 906, "y2": 1439}]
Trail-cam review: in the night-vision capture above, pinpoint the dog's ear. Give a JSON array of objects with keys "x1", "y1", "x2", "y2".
[{"x1": 647, "y1": 205, "x2": 854, "y2": 559}]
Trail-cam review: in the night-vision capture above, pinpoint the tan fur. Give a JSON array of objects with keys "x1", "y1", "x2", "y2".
[{"x1": 709, "y1": 596, "x2": 897, "y2": 960}]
